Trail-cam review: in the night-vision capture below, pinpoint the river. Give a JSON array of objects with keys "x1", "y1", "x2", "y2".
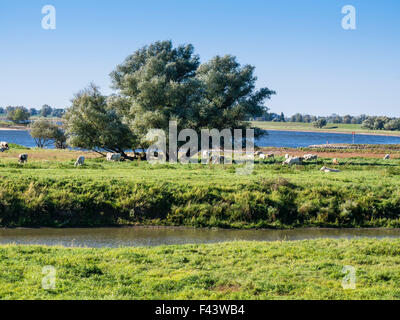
[
  {"x1": 1, "y1": 227, "x2": 400, "y2": 248},
  {"x1": 2, "y1": 129, "x2": 400, "y2": 149}
]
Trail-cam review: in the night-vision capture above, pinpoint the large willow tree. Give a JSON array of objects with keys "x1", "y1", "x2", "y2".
[
  {"x1": 110, "y1": 40, "x2": 275, "y2": 143},
  {"x1": 65, "y1": 41, "x2": 275, "y2": 156}
]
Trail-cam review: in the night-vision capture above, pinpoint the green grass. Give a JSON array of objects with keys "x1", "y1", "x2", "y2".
[
  {"x1": 1, "y1": 151, "x2": 400, "y2": 228},
  {"x1": 252, "y1": 121, "x2": 400, "y2": 136},
  {"x1": 1, "y1": 239, "x2": 400, "y2": 299}
]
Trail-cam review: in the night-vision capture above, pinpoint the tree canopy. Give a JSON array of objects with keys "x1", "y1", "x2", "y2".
[
  {"x1": 64, "y1": 84, "x2": 137, "y2": 158},
  {"x1": 313, "y1": 118, "x2": 327, "y2": 128},
  {"x1": 65, "y1": 41, "x2": 275, "y2": 156},
  {"x1": 6, "y1": 106, "x2": 30, "y2": 123},
  {"x1": 29, "y1": 118, "x2": 66, "y2": 148}
]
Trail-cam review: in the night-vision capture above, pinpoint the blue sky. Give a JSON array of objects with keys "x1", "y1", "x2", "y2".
[{"x1": 0, "y1": 0, "x2": 399, "y2": 116}]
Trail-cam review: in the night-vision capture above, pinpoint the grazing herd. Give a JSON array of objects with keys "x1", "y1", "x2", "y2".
[
  {"x1": 0, "y1": 141, "x2": 396, "y2": 171},
  {"x1": 75, "y1": 152, "x2": 123, "y2": 166}
]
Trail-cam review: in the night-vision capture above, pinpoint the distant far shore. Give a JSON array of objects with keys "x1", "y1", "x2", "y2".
[
  {"x1": 0, "y1": 126, "x2": 28, "y2": 131},
  {"x1": 265, "y1": 128, "x2": 400, "y2": 138},
  {"x1": 2, "y1": 123, "x2": 400, "y2": 138},
  {"x1": 252, "y1": 121, "x2": 400, "y2": 138}
]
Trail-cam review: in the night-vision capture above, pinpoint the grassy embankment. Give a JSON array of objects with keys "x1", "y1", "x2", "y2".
[
  {"x1": 1, "y1": 239, "x2": 400, "y2": 299},
  {"x1": 1, "y1": 146, "x2": 400, "y2": 228},
  {"x1": 252, "y1": 121, "x2": 400, "y2": 136}
]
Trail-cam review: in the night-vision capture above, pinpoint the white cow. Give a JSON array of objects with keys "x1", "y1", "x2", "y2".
[
  {"x1": 320, "y1": 166, "x2": 340, "y2": 173},
  {"x1": 210, "y1": 155, "x2": 225, "y2": 164},
  {"x1": 202, "y1": 150, "x2": 211, "y2": 161},
  {"x1": 74, "y1": 156, "x2": 85, "y2": 166},
  {"x1": 259, "y1": 153, "x2": 267, "y2": 160},
  {"x1": 384, "y1": 154, "x2": 390, "y2": 160},
  {"x1": 283, "y1": 156, "x2": 302, "y2": 166},
  {"x1": 106, "y1": 153, "x2": 122, "y2": 161},
  {"x1": 303, "y1": 154, "x2": 318, "y2": 161},
  {"x1": 18, "y1": 153, "x2": 28, "y2": 163},
  {"x1": 0, "y1": 142, "x2": 9, "y2": 151}
]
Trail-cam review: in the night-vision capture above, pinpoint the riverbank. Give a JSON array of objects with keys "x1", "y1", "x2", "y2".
[
  {"x1": 252, "y1": 121, "x2": 400, "y2": 137},
  {"x1": 1, "y1": 148, "x2": 400, "y2": 228},
  {"x1": 1, "y1": 239, "x2": 399, "y2": 299},
  {"x1": 0, "y1": 125, "x2": 28, "y2": 130}
]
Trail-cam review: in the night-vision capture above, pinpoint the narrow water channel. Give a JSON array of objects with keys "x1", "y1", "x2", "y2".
[{"x1": 1, "y1": 227, "x2": 399, "y2": 248}]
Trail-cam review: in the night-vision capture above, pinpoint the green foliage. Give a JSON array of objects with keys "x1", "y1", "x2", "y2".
[
  {"x1": 110, "y1": 41, "x2": 201, "y2": 145},
  {"x1": 29, "y1": 119, "x2": 66, "y2": 148},
  {"x1": 195, "y1": 55, "x2": 275, "y2": 136},
  {"x1": 109, "y1": 40, "x2": 275, "y2": 145},
  {"x1": 1, "y1": 156, "x2": 400, "y2": 228},
  {"x1": 313, "y1": 118, "x2": 327, "y2": 128},
  {"x1": 40, "y1": 104, "x2": 52, "y2": 117},
  {"x1": 1, "y1": 239, "x2": 400, "y2": 299},
  {"x1": 6, "y1": 106, "x2": 30, "y2": 123},
  {"x1": 64, "y1": 84, "x2": 137, "y2": 157},
  {"x1": 361, "y1": 116, "x2": 400, "y2": 131},
  {"x1": 7, "y1": 143, "x2": 30, "y2": 150},
  {"x1": 64, "y1": 41, "x2": 276, "y2": 153}
]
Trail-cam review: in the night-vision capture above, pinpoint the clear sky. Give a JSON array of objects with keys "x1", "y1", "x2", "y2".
[{"x1": 0, "y1": 0, "x2": 399, "y2": 116}]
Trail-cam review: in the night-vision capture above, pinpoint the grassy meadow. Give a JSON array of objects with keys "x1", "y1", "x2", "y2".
[
  {"x1": 252, "y1": 121, "x2": 400, "y2": 136},
  {"x1": 1, "y1": 146, "x2": 400, "y2": 228},
  {"x1": 1, "y1": 146, "x2": 400, "y2": 300},
  {"x1": 1, "y1": 239, "x2": 400, "y2": 299}
]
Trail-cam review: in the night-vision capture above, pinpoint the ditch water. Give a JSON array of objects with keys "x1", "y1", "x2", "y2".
[
  {"x1": 1, "y1": 227, "x2": 399, "y2": 248},
  {"x1": 2, "y1": 129, "x2": 400, "y2": 148}
]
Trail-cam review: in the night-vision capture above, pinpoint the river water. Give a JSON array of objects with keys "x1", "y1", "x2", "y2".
[
  {"x1": 1, "y1": 227, "x2": 399, "y2": 248},
  {"x1": 2, "y1": 129, "x2": 400, "y2": 148}
]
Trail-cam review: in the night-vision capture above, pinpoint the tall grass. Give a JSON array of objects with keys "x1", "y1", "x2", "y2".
[
  {"x1": 1, "y1": 239, "x2": 400, "y2": 299},
  {"x1": 1, "y1": 156, "x2": 400, "y2": 228}
]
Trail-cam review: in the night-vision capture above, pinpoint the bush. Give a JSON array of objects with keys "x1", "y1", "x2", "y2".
[{"x1": 312, "y1": 118, "x2": 327, "y2": 128}]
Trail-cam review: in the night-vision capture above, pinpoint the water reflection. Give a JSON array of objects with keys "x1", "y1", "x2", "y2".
[{"x1": 0, "y1": 227, "x2": 399, "y2": 248}]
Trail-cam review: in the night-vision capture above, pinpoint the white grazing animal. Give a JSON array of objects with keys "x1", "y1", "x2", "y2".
[
  {"x1": 320, "y1": 166, "x2": 340, "y2": 173},
  {"x1": 74, "y1": 156, "x2": 85, "y2": 166},
  {"x1": 106, "y1": 153, "x2": 122, "y2": 161}
]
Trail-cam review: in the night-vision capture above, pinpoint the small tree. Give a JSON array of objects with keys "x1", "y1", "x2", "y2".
[
  {"x1": 64, "y1": 84, "x2": 137, "y2": 159},
  {"x1": 53, "y1": 127, "x2": 67, "y2": 149},
  {"x1": 7, "y1": 106, "x2": 30, "y2": 123},
  {"x1": 51, "y1": 108, "x2": 65, "y2": 118},
  {"x1": 313, "y1": 118, "x2": 327, "y2": 128},
  {"x1": 40, "y1": 105, "x2": 53, "y2": 117},
  {"x1": 361, "y1": 118, "x2": 374, "y2": 129},
  {"x1": 29, "y1": 119, "x2": 65, "y2": 148}
]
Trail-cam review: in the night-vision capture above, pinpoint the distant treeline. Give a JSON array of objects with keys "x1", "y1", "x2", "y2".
[
  {"x1": 0, "y1": 105, "x2": 65, "y2": 123},
  {"x1": 256, "y1": 113, "x2": 400, "y2": 131},
  {"x1": 254, "y1": 113, "x2": 367, "y2": 124}
]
